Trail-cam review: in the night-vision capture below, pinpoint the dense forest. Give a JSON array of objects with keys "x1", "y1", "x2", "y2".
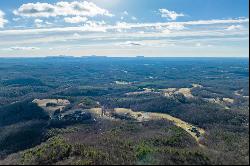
[{"x1": 0, "y1": 57, "x2": 249, "y2": 165}]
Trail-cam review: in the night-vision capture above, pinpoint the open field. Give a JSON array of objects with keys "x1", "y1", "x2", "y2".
[
  {"x1": 113, "y1": 108, "x2": 205, "y2": 145},
  {"x1": 33, "y1": 99, "x2": 70, "y2": 117}
]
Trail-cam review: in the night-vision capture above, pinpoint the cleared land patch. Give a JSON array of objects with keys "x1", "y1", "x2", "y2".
[
  {"x1": 113, "y1": 108, "x2": 206, "y2": 146},
  {"x1": 32, "y1": 99, "x2": 70, "y2": 118}
]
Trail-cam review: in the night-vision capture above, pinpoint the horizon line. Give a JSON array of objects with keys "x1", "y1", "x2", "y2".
[{"x1": 0, "y1": 55, "x2": 249, "y2": 59}]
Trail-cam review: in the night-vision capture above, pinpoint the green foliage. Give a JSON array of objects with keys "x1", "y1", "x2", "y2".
[
  {"x1": 45, "y1": 127, "x2": 79, "y2": 138},
  {"x1": 78, "y1": 97, "x2": 99, "y2": 109},
  {"x1": 21, "y1": 136, "x2": 72, "y2": 165},
  {"x1": 3, "y1": 78, "x2": 45, "y2": 86},
  {"x1": 156, "y1": 148, "x2": 211, "y2": 165},
  {"x1": 72, "y1": 144, "x2": 109, "y2": 165},
  {"x1": 0, "y1": 58, "x2": 248, "y2": 165},
  {"x1": 0, "y1": 101, "x2": 49, "y2": 127},
  {"x1": 136, "y1": 142, "x2": 153, "y2": 160},
  {"x1": 0, "y1": 120, "x2": 47, "y2": 158}
]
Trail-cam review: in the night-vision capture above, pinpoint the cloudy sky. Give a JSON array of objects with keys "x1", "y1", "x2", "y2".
[{"x1": 0, "y1": 0, "x2": 249, "y2": 57}]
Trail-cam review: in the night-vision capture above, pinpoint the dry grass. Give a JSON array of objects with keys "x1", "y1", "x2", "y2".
[
  {"x1": 32, "y1": 99, "x2": 70, "y2": 117},
  {"x1": 113, "y1": 108, "x2": 206, "y2": 146}
]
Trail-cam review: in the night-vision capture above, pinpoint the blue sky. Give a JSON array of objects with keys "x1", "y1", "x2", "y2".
[{"x1": 0, "y1": 0, "x2": 249, "y2": 57}]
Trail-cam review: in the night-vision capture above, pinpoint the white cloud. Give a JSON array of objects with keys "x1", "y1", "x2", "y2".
[
  {"x1": 73, "y1": 33, "x2": 81, "y2": 38},
  {"x1": 34, "y1": 18, "x2": 44, "y2": 27},
  {"x1": 184, "y1": 18, "x2": 248, "y2": 25},
  {"x1": 117, "y1": 41, "x2": 143, "y2": 47},
  {"x1": 64, "y1": 16, "x2": 88, "y2": 23},
  {"x1": 115, "y1": 22, "x2": 131, "y2": 32},
  {"x1": 14, "y1": 3, "x2": 56, "y2": 17},
  {"x1": 156, "y1": 23, "x2": 185, "y2": 33},
  {"x1": 4, "y1": 46, "x2": 40, "y2": 51},
  {"x1": 195, "y1": 43, "x2": 215, "y2": 48},
  {"x1": 45, "y1": 21, "x2": 53, "y2": 25},
  {"x1": 35, "y1": 19, "x2": 43, "y2": 23},
  {"x1": 14, "y1": 1, "x2": 113, "y2": 18},
  {"x1": 159, "y1": 9, "x2": 185, "y2": 20},
  {"x1": 34, "y1": 19, "x2": 53, "y2": 28},
  {"x1": 195, "y1": 43, "x2": 202, "y2": 47},
  {"x1": 111, "y1": 18, "x2": 249, "y2": 31},
  {"x1": 0, "y1": 18, "x2": 248, "y2": 36},
  {"x1": 123, "y1": 11, "x2": 129, "y2": 15},
  {"x1": 226, "y1": 25, "x2": 244, "y2": 31},
  {"x1": 13, "y1": 17, "x2": 21, "y2": 22},
  {"x1": 166, "y1": 23, "x2": 186, "y2": 30},
  {"x1": 0, "y1": 10, "x2": 8, "y2": 28},
  {"x1": 81, "y1": 20, "x2": 107, "y2": 32},
  {"x1": 161, "y1": 29, "x2": 171, "y2": 34},
  {"x1": 131, "y1": 16, "x2": 137, "y2": 21}
]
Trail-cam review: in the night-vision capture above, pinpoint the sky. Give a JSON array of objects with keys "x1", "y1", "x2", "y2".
[{"x1": 0, "y1": 0, "x2": 249, "y2": 57}]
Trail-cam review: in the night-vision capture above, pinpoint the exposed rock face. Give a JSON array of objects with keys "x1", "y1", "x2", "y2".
[
  {"x1": 177, "y1": 88, "x2": 194, "y2": 98},
  {"x1": 203, "y1": 97, "x2": 235, "y2": 110},
  {"x1": 115, "y1": 81, "x2": 131, "y2": 85},
  {"x1": 192, "y1": 84, "x2": 203, "y2": 88},
  {"x1": 223, "y1": 98, "x2": 234, "y2": 104},
  {"x1": 125, "y1": 88, "x2": 156, "y2": 96},
  {"x1": 162, "y1": 88, "x2": 194, "y2": 98}
]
